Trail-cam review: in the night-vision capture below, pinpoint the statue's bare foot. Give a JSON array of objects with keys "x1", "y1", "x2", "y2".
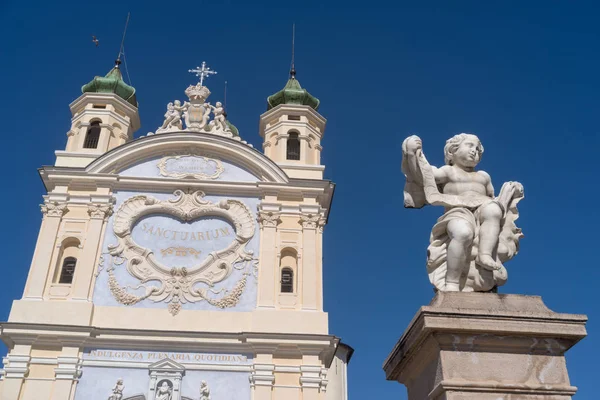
[{"x1": 476, "y1": 254, "x2": 501, "y2": 271}]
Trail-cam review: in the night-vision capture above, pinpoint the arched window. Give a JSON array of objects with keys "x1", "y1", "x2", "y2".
[
  {"x1": 84, "y1": 121, "x2": 101, "y2": 149},
  {"x1": 59, "y1": 257, "x2": 77, "y2": 284},
  {"x1": 286, "y1": 133, "x2": 300, "y2": 160},
  {"x1": 281, "y1": 268, "x2": 294, "y2": 293}
]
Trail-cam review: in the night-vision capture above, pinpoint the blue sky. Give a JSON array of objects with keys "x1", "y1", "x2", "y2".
[{"x1": 1, "y1": 1, "x2": 599, "y2": 398}]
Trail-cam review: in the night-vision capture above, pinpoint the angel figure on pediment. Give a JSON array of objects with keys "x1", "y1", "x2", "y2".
[
  {"x1": 208, "y1": 102, "x2": 228, "y2": 132},
  {"x1": 159, "y1": 100, "x2": 187, "y2": 132}
]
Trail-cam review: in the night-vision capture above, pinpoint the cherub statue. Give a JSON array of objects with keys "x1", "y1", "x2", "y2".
[
  {"x1": 158, "y1": 100, "x2": 187, "y2": 132},
  {"x1": 208, "y1": 102, "x2": 228, "y2": 132},
  {"x1": 199, "y1": 380, "x2": 211, "y2": 400},
  {"x1": 402, "y1": 134, "x2": 524, "y2": 292},
  {"x1": 108, "y1": 378, "x2": 124, "y2": 400}
]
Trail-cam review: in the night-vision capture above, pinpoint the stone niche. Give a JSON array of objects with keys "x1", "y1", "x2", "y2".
[{"x1": 383, "y1": 292, "x2": 587, "y2": 400}]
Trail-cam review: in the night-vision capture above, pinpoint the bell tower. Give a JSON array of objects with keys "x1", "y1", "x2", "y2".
[
  {"x1": 56, "y1": 60, "x2": 140, "y2": 168},
  {"x1": 259, "y1": 68, "x2": 326, "y2": 179}
]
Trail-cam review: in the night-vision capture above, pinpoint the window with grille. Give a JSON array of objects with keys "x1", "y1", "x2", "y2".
[
  {"x1": 281, "y1": 268, "x2": 294, "y2": 293},
  {"x1": 286, "y1": 133, "x2": 300, "y2": 160},
  {"x1": 59, "y1": 257, "x2": 77, "y2": 284},
  {"x1": 84, "y1": 121, "x2": 101, "y2": 149}
]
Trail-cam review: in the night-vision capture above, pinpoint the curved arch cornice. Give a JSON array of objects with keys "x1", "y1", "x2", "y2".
[{"x1": 85, "y1": 132, "x2": 289, "y2": 183}]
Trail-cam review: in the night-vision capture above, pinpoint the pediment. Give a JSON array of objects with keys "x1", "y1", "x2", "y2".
[
  {"x1": 86, "y1": 132, "x2": 288, "y2": 183},
  {"x1": 148, "y1": 358, "x2": 185, "y2": 372}
]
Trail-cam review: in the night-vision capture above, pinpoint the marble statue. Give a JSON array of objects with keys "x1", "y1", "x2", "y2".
[
  {"x1": 108, "y1": 378, "x2": 124, "y2": 400},
  {"x1": 199, "y1": 380, "x2": 211, "y2": 400},
  {"x1": 209, "y1": 102, "x2": 228, "y2": 132},
  {"x1": 402, "y1": 134, "x2": 524, "y2": 292},
  {"x1": 158, "y1": 100, "x2": 186, "y2": 133},
  {"x1": 155, "y1": 380, "x2": 172, "y2": 400}
]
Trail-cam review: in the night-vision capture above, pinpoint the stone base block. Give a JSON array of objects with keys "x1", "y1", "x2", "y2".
[{"x1": 383, "y1": 292, "x2": 587, "y2": 400}]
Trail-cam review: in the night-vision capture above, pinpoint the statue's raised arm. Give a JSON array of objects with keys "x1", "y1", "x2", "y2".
[{"x1": 402, "y1": 133, "x2": 524, "y2": 293}]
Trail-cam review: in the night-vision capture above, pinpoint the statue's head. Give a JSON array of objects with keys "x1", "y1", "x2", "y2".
[
  {"x1": 174, "y1": 100, "x2": 181, "y2": 106},
  {"x1": 444, "y1": 133, "x2": 484, "y2": 167},
  {"x1": 215, "y1": 101, "x2": 222, "y2": 107}
]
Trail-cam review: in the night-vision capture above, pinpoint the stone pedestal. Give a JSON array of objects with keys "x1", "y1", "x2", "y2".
[{"x1": 383, "y1": 292, "x2": 587, "y2": 400}]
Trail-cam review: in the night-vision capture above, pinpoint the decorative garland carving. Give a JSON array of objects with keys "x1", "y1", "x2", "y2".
[
  {"x1": 106, "y1": 190, "x2": 256, "y2": 315},
  {"x1": 157, "y1": 154, "x2": 225, "y2": 180}
]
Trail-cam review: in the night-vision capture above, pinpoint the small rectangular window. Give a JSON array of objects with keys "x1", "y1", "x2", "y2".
[
  {"x1": 281, "y1": 268, "x2": 294, "y2": 293},
  {"x1": 288, "y1": 115, "x2": 301, "y2": 121},
  {"x1": 59, "y1": 257, "x2": 77, "y2": 284},
  {"x1": 92, "y1": 104, "x2": 106, "y2": 109}
]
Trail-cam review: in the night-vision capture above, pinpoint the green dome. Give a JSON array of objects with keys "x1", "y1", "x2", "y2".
[
  {"x1": 267, "y1": 70, "x2": 319, "y2": 111},
  {"x1": 81, "y1": 61, "x2": 138, "y2": 107}
]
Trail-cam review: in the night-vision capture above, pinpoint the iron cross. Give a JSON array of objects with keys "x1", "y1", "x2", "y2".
[{"x1": 189, "y1": 61, "x2": 217, "y2": 86}]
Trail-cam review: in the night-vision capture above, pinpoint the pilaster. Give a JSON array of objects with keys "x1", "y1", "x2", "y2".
[
  {"x1": 250, "y1": 363, "x2": 275, "y2": 400},
  {"x1": 1, "y1": 344, "x2": 31, "y2": 400},
  {"x1": 51, "y1": 347, "x2": 82, "y2": 400},
  {"x1": 257, "y1": 210, "x2": 281, "y2": 308},
  {"x1": 71, "y1": 203, "x2": 113, "y2": 301},
  {"x1": 299, "y1": 213, "x2": 324, "y2": 311},
  {"x1": 23, "y1": 200, "x2": 68, "y2": 299}
]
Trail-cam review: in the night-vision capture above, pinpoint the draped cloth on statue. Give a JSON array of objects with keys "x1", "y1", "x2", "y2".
[{"x1": 401, "y1": 140, "x2": 524, "y2": 292}]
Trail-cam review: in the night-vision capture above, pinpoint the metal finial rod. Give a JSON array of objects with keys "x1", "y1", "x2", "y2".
[
  {"x1": 290, "y1": 23, "x2": 296, "y2": 78},
  {"x1": 117, "y1": 12, "x2": 131, "y2": 62},
  {"x1": 224, "y1": 80, "x2": 228, "y2": 110},
  {"x1": 189, "y1": 61, "x2": 217, "y2": 86}
]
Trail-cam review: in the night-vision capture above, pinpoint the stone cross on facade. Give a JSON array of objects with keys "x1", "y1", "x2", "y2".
[{"x1": 188, "y1": 62, "x2": 217, "y2": 86}]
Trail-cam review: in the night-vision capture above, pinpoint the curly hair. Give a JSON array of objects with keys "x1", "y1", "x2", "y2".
[{"x1": 444, "y1": 133, "x2": 484, "y2": 165}]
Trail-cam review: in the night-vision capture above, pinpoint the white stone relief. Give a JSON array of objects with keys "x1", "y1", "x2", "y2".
[
  {"x1": 106, "y1": 190, "x2": 257, "y2": 315},
  {"x1": 157, "y1": 154, "x2": 225, "y2": 180},
  {"x1": 402, "y1": 134, "x2": 524, "y2": 292},
  {"x1": 108, "y1": 378, "x2": 125, "y2": 400}
]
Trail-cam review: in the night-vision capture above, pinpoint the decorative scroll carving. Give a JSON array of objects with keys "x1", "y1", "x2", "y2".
[
  {"x1": 40, "y1": 200, "x2": 68, "y2": 218},
  {"x1": 257, "y1": 211, "x2": 281, "y2": 228},
  {"x1": 88, "y1": 203, "x2": 114, "y2": 220},
  {"x1": 157, "y1": 154, "x2": 225, "y2": 180},
  {"x1": 106, "y1": 190, "x2": 256, "y2": 315}
]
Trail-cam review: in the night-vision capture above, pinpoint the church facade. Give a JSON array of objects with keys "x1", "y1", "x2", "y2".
[{"x1": 0, "y1": 61, "x2": 351, "y2": 400}]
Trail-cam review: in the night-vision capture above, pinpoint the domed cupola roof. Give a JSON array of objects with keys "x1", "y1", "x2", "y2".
[
  {"x1": 81, "y1": 60, "x2": 138, "y2": 107},
  {"x1": 266, "y1": 68, "x2": 320, "y2": 111}
]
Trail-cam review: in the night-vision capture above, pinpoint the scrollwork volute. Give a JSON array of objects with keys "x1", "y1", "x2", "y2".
[
  {"x1": 106, "y1": 190, "x2": 257, "y2": 315},
  {"x1": 299, "y1": 213, "x2": 323, "y2": 230},
  {"x1": 257, "y1": 211, "x2": 281, "y2": 228},
  {"x1": 88, "y1": 203, "x2": 114, "y2": 220},
  {"x1": 40, "y1": 200, "x2": 68, "y2": 218}
]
